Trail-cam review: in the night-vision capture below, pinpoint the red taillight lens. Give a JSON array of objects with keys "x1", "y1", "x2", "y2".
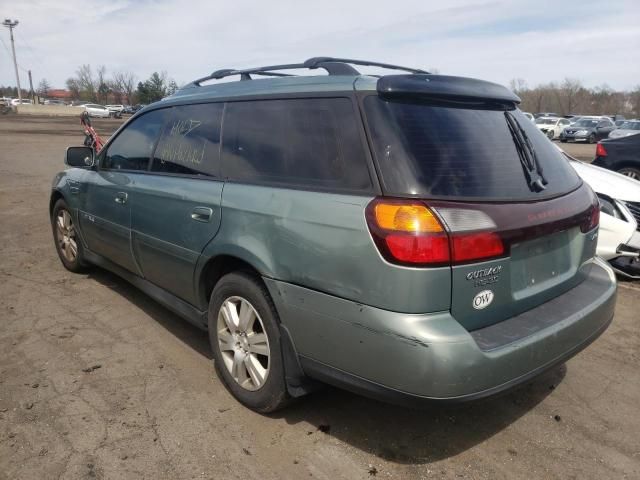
[
  {"x1": 366, "y1": 199, "x2": 506, "y2": 267},
  {"x1": 581, "y1": 202, "x2": 600, "y2": 232},
  {"x1": 596, "y1": 142, "x2": 607, "y2": 157},
  {"x1": 451, "y1": 232, "x2": 504, "y2": 263},
  {"x1": 386, "y1": 233, "x2": 450, "y2": 264}
]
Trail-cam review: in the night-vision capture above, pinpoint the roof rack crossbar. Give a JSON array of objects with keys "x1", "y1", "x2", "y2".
[
  {"x1": 186, "y1": 57, "x2": 428, "y2": 87},
  {"x1": 304, "y1": 57, "x2": 429, "y2": 75}
]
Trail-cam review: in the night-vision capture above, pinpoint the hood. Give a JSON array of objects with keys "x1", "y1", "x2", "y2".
[{"x1": 569, "y1": 159, "x2": 640, "y2": 202}]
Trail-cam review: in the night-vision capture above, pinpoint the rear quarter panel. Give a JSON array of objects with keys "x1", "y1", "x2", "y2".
[{"x1": 196, "y1": 183, "x2": 452, "y2": 313}]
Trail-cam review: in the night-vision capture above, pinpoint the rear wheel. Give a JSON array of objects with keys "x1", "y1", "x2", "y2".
[
  {"x1": 617, "y1": 167, "x2": 640, "y2": 180},
  {"x1": 51, "y1": 199, "x2": 90, "y2": 273},
  {"x1": 208, "y1": 272, "x2": 290, "y2": 412}
]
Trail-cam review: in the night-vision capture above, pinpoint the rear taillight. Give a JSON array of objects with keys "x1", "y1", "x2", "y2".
[
  {"x1": 581, "y1": 201, "x2": 600, "y2": 233},
  {"x1": 366, "y1": 199, "x2": 504, "y2": 267},
  {"x1": 596, "y1": 142, "x2": 607, "y2": 157}
]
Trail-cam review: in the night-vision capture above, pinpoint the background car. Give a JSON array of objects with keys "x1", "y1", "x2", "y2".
[
  {"x1": 560, "y1": 117, "x2": 615, "y2": 143},
  {"x1": 522, "y1": 112, "x2": 534, "y2": 121},
  {"x1": 559, "y1": 147, "x2": 640, "y2": 279},
  {"x1": 535, "y1": 116, "x2": 570, "y2": 140},
  {"x1": 534, "y1": 112, "x2": 559, "y2": 118},
  {"x1": 10, "y1": 98, "x2": 33, "y2": 106},
  {"x1": 78, "y1": 103, "x2": 111, "y2": 118},
  {"x1": 609, "y1": 120, "x2": 640, "y2": 139},
  {"x1": 43, "y1": 99, "x2": 67, "y2": 106},
  {"x1": 105, "y1": 104, "x2": 124, "y2": 117},
  {"x1": 593, "y1": 133, "x2": 640, "y2": 180}
]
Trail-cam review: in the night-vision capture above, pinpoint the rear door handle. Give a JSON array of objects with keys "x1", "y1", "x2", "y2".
[
  {"x1": 191, "y1": 207, "x2": 213, "y2": 223},
  {"x1": 114, "y1": 192, "x2": 128, "y2": 204}
]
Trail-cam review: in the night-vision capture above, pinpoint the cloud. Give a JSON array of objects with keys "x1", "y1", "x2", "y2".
[{"x1": 1, "y1": 0, "x2": 638, "y2": 91}]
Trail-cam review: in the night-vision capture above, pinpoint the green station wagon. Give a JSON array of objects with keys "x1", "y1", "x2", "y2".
[{"x1": 51, "y1": 57, "x2": 617, "y2": 412}]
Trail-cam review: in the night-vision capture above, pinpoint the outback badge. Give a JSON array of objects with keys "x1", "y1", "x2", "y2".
[{"x1": 472, "y1": 290, "x2": 494, "y2": 310}]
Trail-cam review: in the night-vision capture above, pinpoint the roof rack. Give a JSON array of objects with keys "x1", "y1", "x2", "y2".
[{"x1": 187, "y1": 56, "x2": 429, "y2": 87}]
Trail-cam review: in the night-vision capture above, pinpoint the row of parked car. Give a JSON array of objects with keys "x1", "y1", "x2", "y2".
[
  {"x1": 528, "y1": 114, "x2": 640, "y2": 143},
  {"x1": 0, "y1": 97, "x2": 146, "y2": 118}
]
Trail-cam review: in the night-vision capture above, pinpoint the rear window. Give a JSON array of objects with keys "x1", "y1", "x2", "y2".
[
  {"x1": 364, "y1": 96, "x2": 581, "y2": 199},
  {"x1": 222, "y1": 98, "x2": 372, "y2": 192}
]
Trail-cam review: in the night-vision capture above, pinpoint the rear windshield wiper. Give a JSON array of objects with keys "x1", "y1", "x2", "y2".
[{"x1": 504, "y1": 111, "x2": 548, "y2": 192}]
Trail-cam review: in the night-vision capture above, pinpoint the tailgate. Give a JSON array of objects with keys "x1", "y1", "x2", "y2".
[{"x1": 443, "y1": 184, "x2": 599, "y2": 331}]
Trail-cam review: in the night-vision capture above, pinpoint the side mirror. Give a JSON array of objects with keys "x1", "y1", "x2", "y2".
[{"x1": 65, "y1": 146, "x2": 95, "y2": 168}]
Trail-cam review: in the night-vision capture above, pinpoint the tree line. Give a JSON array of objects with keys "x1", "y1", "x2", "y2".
[
  {"x1": 1, "y1": 64, "x2": 179, "y2": 105},
  {"x1": 510, "y1": 78, "x2": 640, "y2": 117},
  {"x1": 3, "y1": 70, "x2": 639, "y2": 116}
]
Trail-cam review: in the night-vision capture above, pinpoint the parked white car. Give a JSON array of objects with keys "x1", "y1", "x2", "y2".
[
  {"x1": 522, "y1": 112, "x2": 534, "y2": 122},
  {"x1": 10, "y1": 98, "x2": 32, "y2": 106},
  {"x1": 79, "y1": 103, "x2": 110, "y2": 118},
  {"x1": 558, "y1": 147, "x2": 640, "y2": 278},
  {"x1": 105, "y1": 104, "x2": 124, "y2": 115},
  {"x1": 535, "y1": 116, "x2": 571, "y2": 140},
  {"x1": 609, "y1": 120, "x2": 640, "y2": 139}
]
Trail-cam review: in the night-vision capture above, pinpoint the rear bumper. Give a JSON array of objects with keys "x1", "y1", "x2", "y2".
[{"x1": 266, "y1": 258, "x2": 616, "y2": 404}]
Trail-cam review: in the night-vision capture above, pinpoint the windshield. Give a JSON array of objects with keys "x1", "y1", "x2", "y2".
[
  {"x1": 363, "y1": 96, "x2": 581, "y2": 200},
  {"x1": 620, "y1": 121, "x2": 640, "y2": 130},
  {"x1": 573, "y1": 119, "x2": 599, "y2": 128},
  {"x1": 535, "y1": 118, "x2": 557, "y2": 125}
]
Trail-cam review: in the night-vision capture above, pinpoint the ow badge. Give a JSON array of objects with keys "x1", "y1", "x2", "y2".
[{"x1": 472, "y1": 290, "x2": 494, "y2": 310}]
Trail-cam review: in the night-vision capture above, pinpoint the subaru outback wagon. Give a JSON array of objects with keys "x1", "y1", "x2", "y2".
[{"x1": 51, "y1": 57, "x2": 616, "y2": 412}]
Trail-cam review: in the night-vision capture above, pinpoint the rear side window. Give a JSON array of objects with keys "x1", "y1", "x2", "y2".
[
  {"x1": 364, "y1": 96, "x2": 581, "y2": 199},
  {"x1": 103, "y1": 109, "x2": 166, "y2": 171},
  {"x1": 222, "y1": 98, "x2": 372, "y2": 191},
  {"x1": 152, "y1": 103, "x2": 223, "y2": 177}
]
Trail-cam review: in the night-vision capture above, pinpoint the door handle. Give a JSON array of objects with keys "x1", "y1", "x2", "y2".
[
  {"x1": 114, "y1": 192, "x2": 128, "y2": 204},
  {"x1": 191, "y1": 207, "x2": 213, "y2": 223}
]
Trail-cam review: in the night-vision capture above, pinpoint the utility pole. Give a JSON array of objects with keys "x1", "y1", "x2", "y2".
[
  {"x1": 28, "y1": 70, "x2": 34, "y2": 102},
  {"x1": 2, "y1": 18, "x2": 22, "y2": 103}
]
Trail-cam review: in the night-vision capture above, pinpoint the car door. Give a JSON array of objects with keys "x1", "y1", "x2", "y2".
[
  {"x1": 78, "y1": 109, "x2": 167, "y2": 274},
  {"x1": 129, "y1": 103, "x2": 224, "y2": 305}
]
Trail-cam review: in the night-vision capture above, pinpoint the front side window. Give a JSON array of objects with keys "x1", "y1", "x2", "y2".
[
  {"x1": 151, "y1": 103, "x2": 223, "y2": 177},
  {"x1": 221, "y1": 98, "x2": 372, "y2": 191},
  {"x1": 103, "y1": 109, "x2": 166, "y2": 171}
]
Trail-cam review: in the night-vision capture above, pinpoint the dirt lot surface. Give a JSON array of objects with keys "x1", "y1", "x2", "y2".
[{"x1": 1, "y1": 115, "x2": 638, "y2": 480}]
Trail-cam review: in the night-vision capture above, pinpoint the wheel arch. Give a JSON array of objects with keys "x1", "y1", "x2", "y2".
[{"x1": 49, "y1": 189, "x2": 65, "y2": 216}]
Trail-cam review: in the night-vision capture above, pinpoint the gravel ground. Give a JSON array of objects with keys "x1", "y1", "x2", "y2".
[{"x1": 0, "y1": 115, "x2": 638, "y2": 480}]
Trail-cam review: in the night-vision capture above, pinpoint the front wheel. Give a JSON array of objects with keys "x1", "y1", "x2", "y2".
[
  {"x1": 51, "y1": 198, "x2": 90, "y2": 273},
  {"x1": 546, "y1": 129, "x2": 554, "y2": 140},
  {"x1": 617, "y1": 167, "x2": 640, "y2": 180},
  {"x1": 588, "y1": 133, "x2": 596, "y2": 144},
  {"x1": 208, "y1": 272, "x2": 290, "y2": 413},
  {"x1": 560, "y1": 139, "x2": 568, "y2": 143}
]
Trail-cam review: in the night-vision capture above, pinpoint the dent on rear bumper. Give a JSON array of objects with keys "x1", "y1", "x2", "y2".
[{"x1": 265, "y1": 258, "x2": 617, "y2": 400}]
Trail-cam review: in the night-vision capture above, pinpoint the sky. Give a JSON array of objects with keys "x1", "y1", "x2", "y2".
[{"x1": 1, "y1": 0, "x2": 639, "y2": 91}]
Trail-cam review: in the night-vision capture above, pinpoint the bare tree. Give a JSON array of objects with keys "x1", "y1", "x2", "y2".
[
  {"x1": 65, "y1": 78, "x2": 80, "y2": 101},
  {"x1": 111, "y1": 71, "x2": 137, "y2": 104},
  {"x1": 75, "y1": 64, "x2": 97, "y2": 101},
  {"x1": 37, "y1": 78, "x2": 51, "y2": 97}
]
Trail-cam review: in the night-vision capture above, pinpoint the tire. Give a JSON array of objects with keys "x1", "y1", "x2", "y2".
[
  {"x1": 208, "y1": 271, "x2": 290, "y2": 413},
  {"x1": 588, "y1": 133, "x2": 596, "y2": 144},
  {"x1": 617, "y1": 167, "x2": 640, "y2": 181},
  {"x1": 560, "y1": 139, "x2": 567, "y2": 143},
  {"x1": 546, "y1": 129, "x2": 554, "y2": 140},
  {"x1": 51, "y1": 198, "x2": 90, "y2": 273}
]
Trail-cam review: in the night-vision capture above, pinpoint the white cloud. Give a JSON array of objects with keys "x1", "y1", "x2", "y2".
[{"x1": 1, "y1": 0, "x2": 638, "y2": 90}]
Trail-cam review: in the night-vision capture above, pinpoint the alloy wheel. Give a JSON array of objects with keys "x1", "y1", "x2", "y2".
[
  {"x1": 56, "y1": 210, "x2": 78, "y2": 262},
  {"x1": 217, "y1": 296, "x2": 270, "y2": 391}
]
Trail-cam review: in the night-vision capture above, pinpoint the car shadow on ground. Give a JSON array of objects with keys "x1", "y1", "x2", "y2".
[{"x1": 89, "y1": 267, "x2": 565, "y2": 464}]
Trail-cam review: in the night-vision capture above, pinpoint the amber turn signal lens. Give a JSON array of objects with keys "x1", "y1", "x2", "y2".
[{"x1": 374, "y1": 203, "x2": 443, "y2": 233}]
